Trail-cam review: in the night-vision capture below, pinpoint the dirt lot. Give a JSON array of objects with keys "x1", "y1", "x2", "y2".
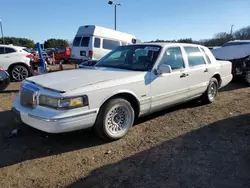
[{"x1": 0, "y1": 80, "x2": 250, "y2": 188}]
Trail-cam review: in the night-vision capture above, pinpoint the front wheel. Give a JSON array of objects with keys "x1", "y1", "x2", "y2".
[
  {"x1": 201, "y1": 78, "x2": 219, "y2": 104},
  {"x1": 94, "y1": 98, "x2": 135, "y2": 141}
]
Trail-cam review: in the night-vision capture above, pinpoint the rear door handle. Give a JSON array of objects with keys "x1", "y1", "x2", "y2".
[
  {"x1": 180, "y1": 73, "x2": 189, "y2": 78},
  {"x1": 204, "y1": 68, "x2": 209, "y2": 72}
]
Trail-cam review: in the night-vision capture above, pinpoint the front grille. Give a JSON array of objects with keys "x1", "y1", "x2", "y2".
[{"x1": 20, "y1": 88, "x2": 37, "y2": 108}]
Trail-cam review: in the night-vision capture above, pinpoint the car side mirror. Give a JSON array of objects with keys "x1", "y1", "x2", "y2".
[
  {"x1": 132, "y1": 38, "x2": 137, "y2": 44},
  {"x1": 158, "y1": 64, "x2": 172, "y2": 74}
]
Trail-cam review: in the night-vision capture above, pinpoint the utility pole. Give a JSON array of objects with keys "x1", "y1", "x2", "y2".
[
  {"x1": 0, "y1": 19, "x2": 4, "y2": 44},
  {"x1": 230, "y1": 24, "x2": 234, "y2": 36},
  {"x1": 108, "y1": 1, "x2": 121, "y2": 30}
]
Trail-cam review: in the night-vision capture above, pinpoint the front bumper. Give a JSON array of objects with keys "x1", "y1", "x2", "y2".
[{"x1": 12, "y1": 96, "x2": 98, "y2": 133}]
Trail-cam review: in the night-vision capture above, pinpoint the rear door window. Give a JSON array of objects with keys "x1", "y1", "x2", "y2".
[
  {"x1": 0, "y1": 47, "x2": 4, "y2": 54},
  {"x1": 80, "y1": 37, "x2": 90, "y2": 47},
  {"x1": 94, "y1": 38, "x2": 100, "y2": 48},
  {"x1": 200, "y1": 48, "x2": 211, "y2": 64},
  {"x1": 103, "y1": 39, "x2": 120, "y2": 50},
  {"x1": 73, "y1": 37, "x2": 82, "y2": 47},
  {"x1": 5, "y1": 47, "x2": 16, "y2": 54},
  {"x1": 184, "y1": 47, "x2": 206, "y2": 67}
]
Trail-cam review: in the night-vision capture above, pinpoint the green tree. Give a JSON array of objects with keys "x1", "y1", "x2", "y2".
[
  {"x1": 202, "y1": 32, "x2": 232, "y2": 47},
  {"x1": 44, "y1": 38, "x2": 69, "y2": 48},
  {"x1": 0, "y1": 37, "x2": 35, "y2": 48},
  {"x1": 177, "y1": 38, "x2": 193, "y2": 43}
]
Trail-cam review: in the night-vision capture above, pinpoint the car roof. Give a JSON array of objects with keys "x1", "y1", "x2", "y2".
[
  {"x1": 131, "y1": 42, "x2": 204, "y2": 48},
  {"x1": 227, "y1": 40, "x2": 250, "y2": 43},
  {"x1": 0, "y1": 44, "x2": 25, "y2": 49}
]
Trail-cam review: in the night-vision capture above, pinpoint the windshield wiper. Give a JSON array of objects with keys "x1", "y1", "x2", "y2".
[{"x1": 96, "y1": 64, "x2": 141, "y2": 71}]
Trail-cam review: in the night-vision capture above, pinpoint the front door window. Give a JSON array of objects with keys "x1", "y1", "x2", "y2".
[{"x1": 159, "y1": 47, "x2": 185, "y2": 70}]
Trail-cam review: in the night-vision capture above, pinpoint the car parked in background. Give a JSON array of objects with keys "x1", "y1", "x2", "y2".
[
  {"x1": 0, "y1": 44, "x2": 32, "y2": 81},
  {"x1": 211, "y1": 40, "x2": 250, "y2": 84},
  {"x1": 0, "y1": 69, "x2": 10, "y2": 91},
  {"x1": 42, "y1": 52, "x2": 52, "y2": 65},
  {"x1": 221, "y1": 40, "x2": 250, "y2": 47},
  {"x1": 55, "y1": 47, "x2": 71, "y2": 64},
  {"x1": 13, "y1": 43, "x2": 232, "y2": 140},
  {"x1": 70, "y1": 25, "x2": 136, "y2": 63}
]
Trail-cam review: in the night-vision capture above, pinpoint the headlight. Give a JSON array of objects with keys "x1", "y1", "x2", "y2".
[{"x1": 39, "y1": 95, "x2": 88, "y2": 109}]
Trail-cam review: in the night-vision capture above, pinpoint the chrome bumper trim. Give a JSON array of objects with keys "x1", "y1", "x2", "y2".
[{"x1": 27, "y1": 110, "x2": 97, "y2": 122}]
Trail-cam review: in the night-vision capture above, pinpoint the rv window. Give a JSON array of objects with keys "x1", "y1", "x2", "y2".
[
  {"x1": 94, "y1": 38, "x2": 101, "y2": 48},
  {"x1": 81, "y1": 37, "x2": 90, "y2": 47},
  {"x1": 103, "y1": 39, "x2": 120, "y2": 50},
  {"x1": 73, "y1": 37, "x2": 82, "y2": 47}
]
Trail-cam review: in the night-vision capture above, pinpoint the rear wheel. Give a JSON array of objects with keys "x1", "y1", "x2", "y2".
[
  {"x1": 244, "y1": 72, "x2": 250, "y2": 85},
  {"x1": 201, "y1": 78, "x2": 219, "y2": 104},
  {"x1": 94, "y1": 98, "x2": 135, "y2": 141},
  {"x1": 10, "y1": 65, "x2": 29, "y2": 81}
]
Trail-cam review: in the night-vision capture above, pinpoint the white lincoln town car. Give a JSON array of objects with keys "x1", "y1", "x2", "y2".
[{"x1": 13, "y1": 43, "x2": 233, "y2": 140}]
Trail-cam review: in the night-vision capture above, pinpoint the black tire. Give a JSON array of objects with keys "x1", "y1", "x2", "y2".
[
  {"x1": 94, "y1": 98, "x2": 135, "y2": 141},
  {"x1": 10, "y1": 65, "x2": 29, "y2": 81},
  {"x1": 244, "y1": 72, "x2": 250, "y2": 85},
  {"x1": 59, "y1": 59, "x2": 65, "y2": 64},
  {"x1": 201, "y1": 78, "x2": 219, "y2": 104}
]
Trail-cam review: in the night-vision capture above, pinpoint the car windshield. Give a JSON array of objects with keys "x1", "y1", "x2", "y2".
[{"x1": 95, "y1": 45, "x2": 162, "y2": 71}]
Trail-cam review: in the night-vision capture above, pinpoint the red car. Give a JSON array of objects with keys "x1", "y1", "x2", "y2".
[{"x1": 55, "y1": 47, "x2": 71, "y2": 63}]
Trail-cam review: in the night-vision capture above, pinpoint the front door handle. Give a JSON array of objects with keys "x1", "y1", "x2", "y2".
[
  {"x1": 204, "y1": 68, "x2": 209, "y2": 72},
  {"x1": 180, "y1": 73, "x2": 189, "y2": 78}
]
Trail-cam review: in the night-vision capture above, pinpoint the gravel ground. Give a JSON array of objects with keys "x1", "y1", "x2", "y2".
[{"x1": 0, "y1": 79, "x2": 250, "y2": 188}]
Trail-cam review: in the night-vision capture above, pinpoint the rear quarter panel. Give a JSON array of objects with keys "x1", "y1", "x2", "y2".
[{"x1": 9, "y1": 52, "x2": 30, "y2": 66}]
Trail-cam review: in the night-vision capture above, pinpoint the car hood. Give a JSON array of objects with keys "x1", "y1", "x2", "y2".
[
  {"x1": 211, "y1": 44, "x2": 250, "y2": 60},
  {"x1": 26, "y1": 67, "x2": 145, "y2": 92}
]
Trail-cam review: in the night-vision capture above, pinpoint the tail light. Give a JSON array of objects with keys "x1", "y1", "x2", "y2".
[
  {"x1": 0, "y1": 68, "x2": 4, "y2": 72},
  {"x1": 26, "y1": 54, "x2": 33, "y2": 59},
  {"x1": 88, "y1": 50, "x2": 93, "y2": 58}
]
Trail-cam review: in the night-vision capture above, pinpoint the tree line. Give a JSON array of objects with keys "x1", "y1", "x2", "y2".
[
  {"x1": 150, "y1": 25, "x2": 250, "y2": 46},
  {"x1": 0, "y1": 25, "x2": 249, "y2": 48},
  {"x1": 0, "y1": 37, "x2": 69, "y2": 49}
]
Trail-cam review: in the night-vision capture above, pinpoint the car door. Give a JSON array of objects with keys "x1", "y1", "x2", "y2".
[
  {"x1": 0, "y1": 47, "x2": 5, "y2": 69},
  {"x1": 150, "y1": 46, "x2": 189, "y2": 112},
  {"x1": 0, "y1": 47, "x2": 15, "y2": 70},
  {"x1": 200, "y1": 47, "x2": 215, "y2": 78},
  {"x1": 182, "y1": 46, "x2": 210, "y2": 98}
]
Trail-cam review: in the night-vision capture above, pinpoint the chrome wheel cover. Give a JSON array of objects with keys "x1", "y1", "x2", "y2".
[
  {"x1": 208, "y1": 82, "x2": 217, "y2": 100},
  {"x1": 105, "y1": 104, "x2": 133, "y2": 137}
]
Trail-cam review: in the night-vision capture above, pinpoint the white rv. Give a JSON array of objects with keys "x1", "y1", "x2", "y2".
[{"x1": 70, "y1": 25, "x2": 136, "y2": 63}]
